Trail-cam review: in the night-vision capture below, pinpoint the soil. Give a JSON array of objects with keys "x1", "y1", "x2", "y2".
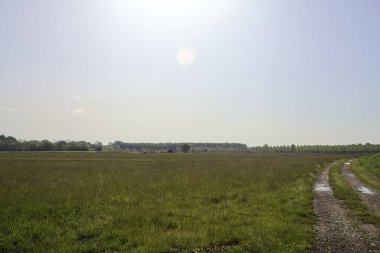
[
  {"x1": 342, "y1": 163, "x2": 380, "y2": 214},
  {"x1": 313, "y1": 165, "x2": 380, "y2": 253}
]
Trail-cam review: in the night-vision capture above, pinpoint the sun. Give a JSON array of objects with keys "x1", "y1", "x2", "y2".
[{"x1": 176, "y1": 47, "x2": 195, "y2": 66}]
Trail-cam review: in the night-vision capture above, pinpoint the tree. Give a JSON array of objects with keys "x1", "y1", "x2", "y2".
[
  {"x1": 54, "y1": 141, "x2": 67, "y2": 151},
  {"x1": 181, "y1": 144, "x2": 190, "y2": 153},
  {"x1": 40, "y1": 140, "x2": 53, "y2": 151}
]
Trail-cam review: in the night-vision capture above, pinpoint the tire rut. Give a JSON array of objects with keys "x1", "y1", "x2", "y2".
[
  {"x1": 313, "y1": 164, "x2": 380, "y2": 253},
  {"x1": 342, "y1": 162, "x2": 380, "y2": 214}
]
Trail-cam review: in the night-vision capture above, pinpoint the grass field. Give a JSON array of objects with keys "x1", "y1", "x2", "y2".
[{"x1": 0, "y1": 153, "x2": 349, "y2": 253}]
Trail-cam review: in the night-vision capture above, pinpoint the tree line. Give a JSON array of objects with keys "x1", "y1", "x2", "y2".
[
  {"x1": 110, "y1": 141, "x2": 247, "y2": 152},
  {"x1": 0, "y1": 135, "x2": 103, "y2": 152},
  {"x1": 1, "y1": 134, "x2": 379, "y2": 153},
  {"x1": 0, "y1": 135, "x2": 247, "y2": 152},
  {"x1": 249, "y1": 144, "x2": 380, "y2": 154}
]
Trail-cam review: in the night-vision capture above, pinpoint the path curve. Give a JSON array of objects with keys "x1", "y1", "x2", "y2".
[
  {"x1": 342, "y1": 162, "x2": 380, "y2": 214},
  {"x1": 313, "y1": 164, "x2": 380, "y2": 253}
]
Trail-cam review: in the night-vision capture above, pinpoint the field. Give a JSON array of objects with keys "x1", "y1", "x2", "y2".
[{"x1": 0, "y1": 153, "x2": 350, "y2": 253}]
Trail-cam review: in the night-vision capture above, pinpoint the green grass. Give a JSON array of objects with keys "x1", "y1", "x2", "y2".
[
  {"x1": 329, "y1": 161, "x2": 380, "y2": 225},
  {"x1": 0, "y1": 152, "x2": 349, "y2": 253},
  {"x1": 351, "y1": 153, "x2": 380, "y2": 191}
]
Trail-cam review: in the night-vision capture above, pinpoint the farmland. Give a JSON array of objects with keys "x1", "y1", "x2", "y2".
[{"x1": 0, "y1": 153, "x2": 351, "y2": 252}]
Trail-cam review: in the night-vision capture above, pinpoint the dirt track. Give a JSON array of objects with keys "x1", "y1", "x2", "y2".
[
  {"x1": 313, "y1": 164, "x2": 380, "y2": 253},
  {"x1": 342, "y1": 162, "x2": 380, "y2": 214}
]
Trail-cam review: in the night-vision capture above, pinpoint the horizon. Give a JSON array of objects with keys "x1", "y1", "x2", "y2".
[
  {"x1": 1, "y1": 133, "x2": 379, "y2": 148},
  {"x1": 1, "y1": 0, "x2": 379, "y2": 146}
]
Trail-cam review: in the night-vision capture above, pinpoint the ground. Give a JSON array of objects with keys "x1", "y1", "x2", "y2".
[
  {"x1": 1, "y1": 152, "x2": 379, "y2": 252},
  {"x1": 313, "y1": 163, "x2": 380, "y2": 253},
  {"x1": 0, "y1": 152, "x2": 347, "y2": 253}
]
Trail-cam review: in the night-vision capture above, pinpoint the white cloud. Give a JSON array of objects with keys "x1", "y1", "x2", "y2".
[
  {"x1": 0, "y1": 106, "x2": 6, "y2": 110},
  {"x1": 72, "y1": 108, "x2": 84, "y2": 115},
  {"x1": 75, "y1": 95, "x2": 81, "y2": 100},
  {"x1": 8, "y1": 108, "x2": 16, "y2": 112}
]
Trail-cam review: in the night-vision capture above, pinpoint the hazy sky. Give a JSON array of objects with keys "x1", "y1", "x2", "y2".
[{"x1": 1, "y1": 0, "x2": 379, "y2": 146}]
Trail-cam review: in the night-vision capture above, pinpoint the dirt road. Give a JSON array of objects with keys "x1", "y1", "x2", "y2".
[
  {"x1": 313, "y1": 164, "x2": 380, "y2": 252},
  {"x1": 342, "y1": 162, "x2": 380, "y2": 214}
]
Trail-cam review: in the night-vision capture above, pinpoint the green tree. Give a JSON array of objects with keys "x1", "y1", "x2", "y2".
[{"x1": 181, "y1": 144, "x2": 190, "y2": 153}]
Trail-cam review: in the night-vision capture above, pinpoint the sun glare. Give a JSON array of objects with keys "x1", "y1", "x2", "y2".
[
  {"x1": 122, "y1": 0, "x2": 234, "y2": 22},
  {"x1": 176, "y1": 48, "x2": 195, "y2": 66},
  {"x1": 138, "y1": 0, "x2": 209, "y2": 13}
]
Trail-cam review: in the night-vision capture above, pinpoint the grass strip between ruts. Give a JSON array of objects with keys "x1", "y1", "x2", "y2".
[{"x1": 329, "y1": 161, "x2": 380, "y2": 225}]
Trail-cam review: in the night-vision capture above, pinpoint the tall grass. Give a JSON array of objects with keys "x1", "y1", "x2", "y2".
[{"x1": 0, "y1": 153, "x2": 347, "y2": 252}]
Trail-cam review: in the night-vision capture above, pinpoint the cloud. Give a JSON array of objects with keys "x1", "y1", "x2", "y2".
[
  {"x1": 0, "y1": 106, "x2": 6, "y2": 110},
  {"x1": 75, "y1": 95, "x2": 81, "y2": 100},
  {"x1": 8, "y1": 108, "x2": 16, "y2": 112},
  {"x1": 72, "y1": 108, "x2": 84, "y2": 115}
]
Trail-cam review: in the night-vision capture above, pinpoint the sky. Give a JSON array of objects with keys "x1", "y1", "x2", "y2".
[{"x1": 0, "y1": 0, "x2": 379, "y2": 146}]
